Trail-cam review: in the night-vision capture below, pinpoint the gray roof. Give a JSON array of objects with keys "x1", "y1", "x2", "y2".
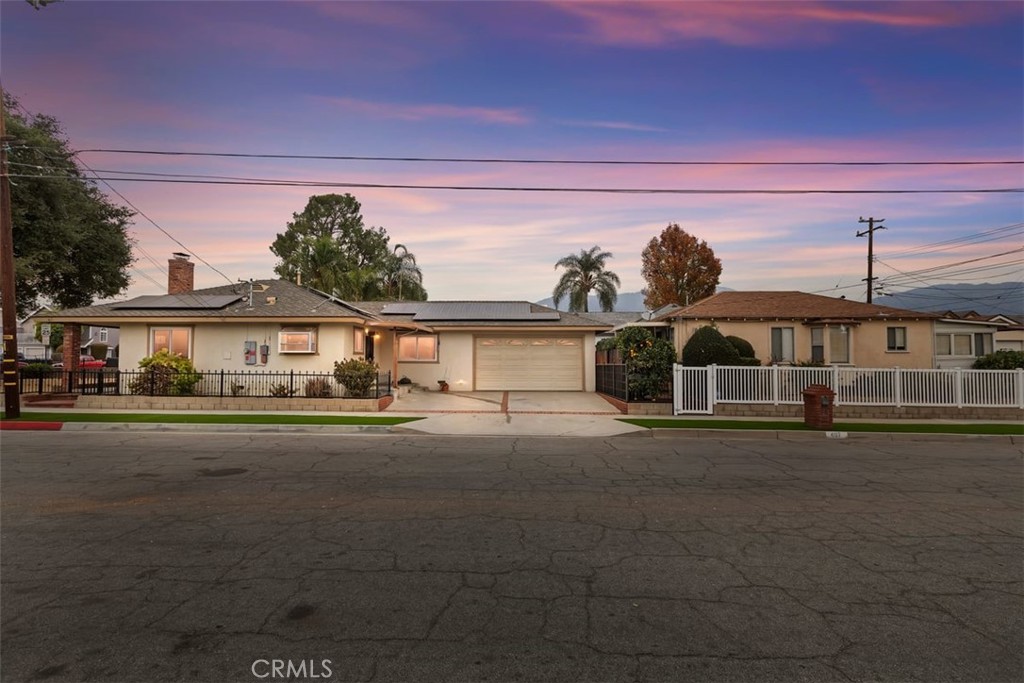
[
  {"x1": 42, "y1": 280, "x2": 370, "y2": 321},
  {"x1": 41, "y1": 282, "x2": 611, "y2": 330},
  {"x1": 583, "y1": 311, "x2": 646, "y2": 328}
]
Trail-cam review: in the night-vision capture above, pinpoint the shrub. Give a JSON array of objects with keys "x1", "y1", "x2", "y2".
[
  {"x1": 681, "y1": 325, "x2": 741, "y2": 366},
  {"x1": 21, "y1": 362, "x2": 53, "y2": 378},
  {"x1": 595, "y1": 337, "x2": 617, "y2": 352},
  {"x1": 269, "y1": 383, "x2": 297, "y2": 398},
  {"x1": 615, "y1": 326, "x2": 675, "y2": 400},
  {"x1": 725, "y1": 335, "x2": 756, "y2": 359},
  {"x1": 972, "y1": 349, "x2": 1024, "y2": 370},
  {"x1": 304, "y1": 377, "x2": 333, "y2": 398},
  {"x1": 128, "y1": 351, "x2": 202, "y2": 396},
  {"x1": 333, "y1": 358, "x2": 379, "y2": 398}
]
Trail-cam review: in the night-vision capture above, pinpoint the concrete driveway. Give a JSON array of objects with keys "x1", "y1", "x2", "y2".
[{"x1": 388, "y1": 389, "x2": 622, "y2": 415}]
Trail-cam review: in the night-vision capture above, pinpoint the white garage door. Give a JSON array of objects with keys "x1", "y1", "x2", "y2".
[{"x1": 475, "y1": 336, "x2": 584, "y2": 391}]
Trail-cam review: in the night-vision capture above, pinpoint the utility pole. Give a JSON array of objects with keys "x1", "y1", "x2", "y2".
[
  {"x1": 0, "y1": 84, "x2": 22, "y2": 417},
  {"x1": 857, "y1": 216, "x2": 886, "y2": 304}
]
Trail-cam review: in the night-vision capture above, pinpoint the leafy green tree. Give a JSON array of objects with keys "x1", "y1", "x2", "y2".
[
  {"x1": 552, "y1": 246, "x2": 620, "y2": 313},
  {"x1": 615, "y1": 326, "x2": 675, "y2": 400},
  {"x1": 128, "y1": 351, "x2": 202, "y2": 396},
  {"x1": 270, "y1": 194, "x2": 427, "y2": 301},
  {"x1": 5, "y1": 95, "x2": 135, "y2": 317},
  {"x1": 333, "y1": 358, "x2": 379, "y2": 398},
  {"x1": 641, "y1": 224, "x2": 722, "y2": 309}
]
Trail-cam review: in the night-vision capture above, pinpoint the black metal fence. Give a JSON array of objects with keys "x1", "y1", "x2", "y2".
[
  {"x1": 595, "y1": 363, "x2": 628, "y2": 401},
  {"x1": 595, "y1": 362, "x2": 672, "y2": 403},
  {"x1": 18, "y1": 368, "x2": 392, "y2": 400}
]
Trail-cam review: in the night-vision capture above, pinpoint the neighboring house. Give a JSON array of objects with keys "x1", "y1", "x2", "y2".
[
  {"x1": 654, "y1": 291, "x2": 940, "y2": 368},
  {"x1": 988, "y1": 314, "x2": 1023, "y2": 352},
  {"x1": 13, "y1": 308, "x2": 53, "y2": 361},
  {"x1": 932, "y1": 313, "x2": 1000, "y2": 369},
  {"x1": 81, "y1": 325, "x2": 120, "y2": 360},
  {"x1": 38, "y1": 255, "x2": 609, "y2": 392},
  {"x1": 584, "y1": 312, "x2": 646, "y2": 345}
]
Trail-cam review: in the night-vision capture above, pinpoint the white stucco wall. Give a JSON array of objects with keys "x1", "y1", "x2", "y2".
[
  {"x1": 392, "y1": 331, "x2": 475, "y2": 390},
  {"x1": 115, "y1": 322, "x2": 362, "y2": 372}
]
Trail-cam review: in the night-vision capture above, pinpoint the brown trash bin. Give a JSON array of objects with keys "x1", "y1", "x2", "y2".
[{"x1": 802, "y1": 384, "x2": 836, "y2": 430}]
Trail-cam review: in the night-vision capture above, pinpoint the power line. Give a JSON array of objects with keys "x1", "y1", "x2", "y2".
[
  {"x1": 72, "y1": 147, "x2": 1024, "y2": 167},
  {"x1": 70, "y1": 159, "x2": 236, "y2": 286},
  {"x1": 881, "y1": 223, "x2": 1024, "y2": 259},
  {"x1": 10, "y1": 171, "x2": 1023, "y2": 195}
]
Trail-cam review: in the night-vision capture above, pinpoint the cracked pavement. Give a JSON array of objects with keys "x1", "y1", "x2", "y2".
[{"x1": 1, "y1": 431, "x2": 1021, "y2": 682}]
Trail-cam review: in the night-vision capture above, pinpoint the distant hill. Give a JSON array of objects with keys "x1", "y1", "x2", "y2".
[
  {"x1": 877, "y1": 282, "x2": 1023, "y2": 317},
  {"x1": 535, "y1": 283, "x2": 1023, "y2": 318}
]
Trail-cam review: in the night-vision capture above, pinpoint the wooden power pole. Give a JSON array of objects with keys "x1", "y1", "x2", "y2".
[
  {"x1": 0, "y1": 84, "x2": 22, "y2": 417},
  {"x1": 857, "y1": 216, "x2": 886, "y2": 305}
]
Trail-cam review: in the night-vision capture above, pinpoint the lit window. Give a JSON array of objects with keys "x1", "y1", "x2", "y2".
[
  {"x1": 279, "y1": 327, "x2": 317, "y2": 354},
  {"x1": 353, "y1": 328, "x2": 366, "y2": 354},
  {"x1": 398, "y1": 335, "x2": 438, "y2": 361},
  {"x1": 151, "y1": 327, "x2": 191, "y2": 358},
  {"x1": 886, "y1": 327, "x2": 907, "y2": 352}
]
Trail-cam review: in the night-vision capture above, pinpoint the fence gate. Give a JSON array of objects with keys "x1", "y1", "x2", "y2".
[{"x1": 673, "y1": 365, "x2": 713, "y2": 414}]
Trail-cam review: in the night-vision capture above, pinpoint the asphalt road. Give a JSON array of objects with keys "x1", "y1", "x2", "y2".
[{"x1": 1, "y1": 431, "x2": 1021, "y2": 683}]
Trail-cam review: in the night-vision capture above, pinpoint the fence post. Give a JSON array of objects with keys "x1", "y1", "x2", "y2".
[
  {"x1": 289, "y1": 369, "x2": 295, "y2": 398},
  {"x1": 707, "y1": 364, "x2": 717, "y2": 414},
  {"x1": 894, "y1": 367, "x2": 901, "y2": 408},
  {"x1": 771, "y1": 365, "x2": 779, "y2": 405},
  {"x1": 624, "y1": 361, "x2": 629, "y2": 402},
  {"x1": 955, "y1": 367, "x2": 963, "y2": 408},
  {"x1": 1018, "y1": 368, "x2": 1024, "y2": 410}
]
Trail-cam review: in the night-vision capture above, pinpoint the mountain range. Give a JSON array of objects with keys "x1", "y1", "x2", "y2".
[{"x1": 536, "y1": 282, "x2": 1023, "y2": 318}]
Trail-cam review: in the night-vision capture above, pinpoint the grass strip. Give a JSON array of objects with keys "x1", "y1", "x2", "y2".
[
  {"x1": 619, "y1": 418, "x2": 1023, "y2": 436},
  {"x1": 2, "y1": 412, "x2": 422, "y2": 426}
]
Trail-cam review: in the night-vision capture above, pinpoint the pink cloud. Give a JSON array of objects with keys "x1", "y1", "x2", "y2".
[
  {"x1": 547, "y1": 1, "x2": 1015, "y2": 48},
  {"x1": 315, "y1": 96, "x2": 532, "y2": 125}
]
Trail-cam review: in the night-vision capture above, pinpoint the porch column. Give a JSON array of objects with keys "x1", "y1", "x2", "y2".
[
  {"x1": 63, "y1": 323, "x2": 81, "y2": 390},
  {"x1": 392, "y1": 329, "x2": 399, "y2": 387}
]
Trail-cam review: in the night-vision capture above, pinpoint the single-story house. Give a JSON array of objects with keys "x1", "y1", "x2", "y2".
[
  {"x1": 932, "y1": 313, "x2": 1000, "y2": 369},
  {"x1": 654, "y1": 291, "x2": 941, "y2": 368},
  {"x1": 39, "y1": 255, "x2": 609, "y2": 392}
]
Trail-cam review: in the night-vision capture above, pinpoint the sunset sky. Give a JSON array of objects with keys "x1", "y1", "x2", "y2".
[{"x1": 3, "y1": 1, "x2": 1022, "y2": 308}]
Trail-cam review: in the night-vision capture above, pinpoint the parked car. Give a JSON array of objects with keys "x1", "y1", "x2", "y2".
[{"x1": 52, "y1": 355, "x2": 106, "y2": 369}]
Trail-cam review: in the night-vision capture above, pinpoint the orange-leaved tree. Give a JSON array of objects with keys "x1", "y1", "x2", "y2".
[{"x1": 641, "y1": 224, "x2": 722, "y2": 309}]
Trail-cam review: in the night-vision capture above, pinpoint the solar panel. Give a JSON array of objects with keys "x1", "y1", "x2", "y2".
[{"x1": 110, "y1": 294, "x2": 244, "y2": 310}]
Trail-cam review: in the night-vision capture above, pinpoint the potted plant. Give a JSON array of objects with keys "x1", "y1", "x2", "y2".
[{"x1": 437, "y1": 380, "x2": 449, "y2": 392}]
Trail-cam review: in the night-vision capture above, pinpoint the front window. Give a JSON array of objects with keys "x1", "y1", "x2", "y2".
[
  {"x1": 771, "y1": 327, "x2": 794, "y2": 363},
  {"x1": 810, "y1": 328, "x2": 824, "y2": 363},
  {"x1": 830, "y1": 326, "x2": 850, "y2": 364},
  {"x1": 279, "y1": 327, "x2": 317, "y2": 354},
  {"x1": 353, "y1": 328, "x2": 366, "y2": 355},
  {"x1": 99, "y1": 327, "x2": 109, "y2": 343},
  {"x1": 936, "y1": 333, "x2": 973, "y2": 357},
  {"x1": 886, "y1": 327, "x2": 907, "y2": 352},
  {"x1": 398, "y1": 334, "x2": 438, "y2": 362},
  {"x1": 974, "y1": 333, "x2": 992, "y2": 357},
  {"x1": 151, "y1": 327, "x2": 191, "y2": 358}
]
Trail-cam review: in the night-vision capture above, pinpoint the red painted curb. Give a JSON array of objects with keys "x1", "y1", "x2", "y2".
[{"x1": 0, "y1": 421, "x2": 64, "y2": 431}]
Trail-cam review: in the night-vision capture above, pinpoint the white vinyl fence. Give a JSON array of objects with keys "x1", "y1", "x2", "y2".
[{"x1": 673, "y1": 364, "x2": 1024, "y2": 415}]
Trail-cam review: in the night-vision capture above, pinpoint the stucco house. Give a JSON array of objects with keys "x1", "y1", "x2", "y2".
[
  {"x1": 39, "y1": 255, "x2": 609, "y2": 392},
  {"x1": 654, "y1": 291, "x2": 941, "y2": 368}
]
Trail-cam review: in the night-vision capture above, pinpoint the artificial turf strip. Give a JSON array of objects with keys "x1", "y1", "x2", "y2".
[
  {"x1": 618, "y1": 418, "x2": 1023, "y2": 436},
  {"x1": 1, "y1": 412, "x2": 422, "y2": 426}
]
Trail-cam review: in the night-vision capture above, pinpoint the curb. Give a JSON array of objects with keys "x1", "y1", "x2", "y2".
[
  {"x1": 0, "y1": 421, "x2": 64, "y2": 431},
  {"x1": 650, "y1": 428, "x2": 1021, "y2": 443}
]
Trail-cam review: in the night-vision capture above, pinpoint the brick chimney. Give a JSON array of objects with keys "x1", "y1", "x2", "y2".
[{"x1": 168, "y1": 253, "x2": 194, "y2": 294}]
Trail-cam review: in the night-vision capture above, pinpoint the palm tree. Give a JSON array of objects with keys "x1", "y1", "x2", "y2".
[
  {"x1": 552, "y1": 246, "x2": 620, "y2": 312},
  {"x1": 382, "y1": 244, "x2": 426, "y2": 300}
]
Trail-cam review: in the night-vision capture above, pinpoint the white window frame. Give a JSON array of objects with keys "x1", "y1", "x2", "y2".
[
  {"x1": 150, "y1": 326, "x2": 192, "y2": 359},
  {"x1": 886, "y1": 326, "x2": 907, "y2": 352},
  {"x1": 770, "y1": 327, "x2": 794, "y2": 363},
  {"x1": 99, "y1": 327, "x2": 109, "y2": 343},
  {"x1": 398, "y1": 334, "x2": 438, "y2": 362},
  {"x1": 935, "y1": 333, "x2": 974, "y2": 357},
  {"x1": 278, "y1": 326, "x2": 317, "y2": 354}
]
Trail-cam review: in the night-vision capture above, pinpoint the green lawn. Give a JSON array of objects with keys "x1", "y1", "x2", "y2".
[
  {"x1": 2, "y1": 412, "x2": 422, "y2": 426},
  {"x1": 619, "y1": 418, "x2": 1023, "y2": 436}
]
